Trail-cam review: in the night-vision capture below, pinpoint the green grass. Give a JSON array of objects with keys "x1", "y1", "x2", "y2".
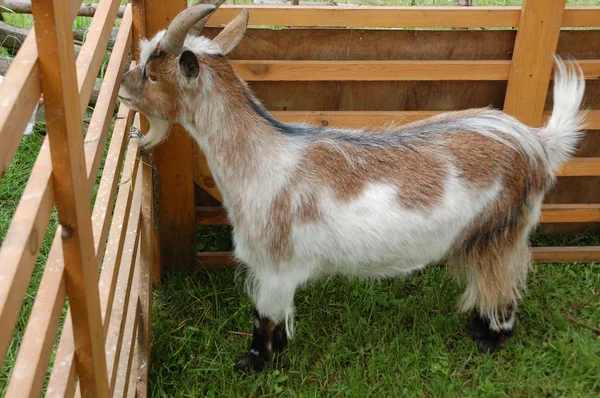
[{"x1": 150, "y1": 263, "x2": 600, "y2": 397}]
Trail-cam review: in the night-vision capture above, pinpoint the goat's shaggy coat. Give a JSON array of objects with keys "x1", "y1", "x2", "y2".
[{"x1": 119, "y1": 4, "x2": 586, "y2": 370}]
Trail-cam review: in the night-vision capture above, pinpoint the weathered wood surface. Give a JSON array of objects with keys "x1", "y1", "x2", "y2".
[{"x1": 144, "y1": 0, "x2": 197, "y2": 273}]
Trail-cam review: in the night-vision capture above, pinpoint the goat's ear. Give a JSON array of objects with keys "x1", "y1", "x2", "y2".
[
  {"x1": 212, "y1": 9, "x2": 248, "y2": 55},
  {"x1": 179, "y1": 50, "x2": 200, "y2": 81}
]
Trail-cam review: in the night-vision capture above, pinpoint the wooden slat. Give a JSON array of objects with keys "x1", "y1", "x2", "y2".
[
  {"x1": 84, "y1": 5, "x2": 133, "y2": 181},
  {"x1": 197, "y1": 252, "x2": 239, "y2": 269},
  {"x1": 271, "y1": 110, "x2": 600, "y2": 130},
  {"x1": 196, "y1": 203, "x2": 600, "y2": 227},
  {"x1": 104, "y1": 173, "x2": 142, "y2": 395},
  {"x1": 561, "y1": 6, "x2": 600, "y2": 27},
  {"x1": 532, "y1": 246, "x2": 600, "y2": 263},
  {"x1": 556, "y1": 158, "x2": 600, "y2": 177},
  {"x1": 31, "y1": 1, "x2": 109, "y2": 395},
  {"x1": 0, "y1": 0, "x2": 85, "y2": 185},
  {"x1": 503, "y1": 0, "x2": 566, "y2": 127},
  {"x1": 3, "y1": 234, "x2": 65, "y2": 398},
  {"x1": 146, "y1": 0, "x2": 198, "y2": 273},
  {"x1": 0, "y1": 146, "x2": 54, "y2": 368},
  {"x1": 48, "y1": 113, "x2": 139, "y2": 398},
  {"x1": 112, "y1": 259, "x2": 141, "y2": 398},
  {"x1": 270, "y1": 110, "x2": 599, "y2": 130},
  {"x1": 136, "y1": 151, "x2": 155, "y2": 397},
  {"x1": 209, "y1": 5, "x2": 522, "y2": 28},
  {"x1": 540, "y1": 204, "x2": 600, "y2": 223},
  {"x1": 199, "y1": 249, "x2": 600, "y2": 267},
  {"x1": 232, "y1": 59, "x2": 599, "y2": 82},
  {"x1": 207, "y1": 5, "x2": 600, "y2": 28},
  {"x1": 75, "y1": 0, "x2": 122, "y2": 111},
  {"x1": 233, "y1": 60, "x2": 512, "y2": 81},
  {"x1": 197, "y1": 206, "x2": 228, "y2": 225}
]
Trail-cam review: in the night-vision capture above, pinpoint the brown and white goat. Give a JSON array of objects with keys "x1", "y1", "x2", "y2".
[{"x1": 119, "y1": 4, "x2": 586, "y2": 371}]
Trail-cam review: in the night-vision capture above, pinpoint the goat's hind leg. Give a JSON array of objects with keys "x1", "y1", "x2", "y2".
[
  {"x1": 235, "y1": 269, "x2": 302, "y2": 372},
  {"x1": 456, "y1": 242, "x2": 528, "y2": 354}
]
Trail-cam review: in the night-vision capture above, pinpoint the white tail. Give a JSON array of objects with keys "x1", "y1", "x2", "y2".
[{"x1": 537, "y1": 56, "x2": 586, "y2": 172}]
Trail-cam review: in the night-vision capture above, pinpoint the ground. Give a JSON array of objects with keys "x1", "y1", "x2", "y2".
[
  {"x1": 151, "y1": 263, "x2": 600, "y2": 397},
  {"x1": 1, "y1": 0, "x2": 599, "y2": 396}
]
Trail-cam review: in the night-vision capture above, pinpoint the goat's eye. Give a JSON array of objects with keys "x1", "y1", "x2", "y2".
[{"x1": 149, "y1": 74, "x2": 157, "y2": 82}]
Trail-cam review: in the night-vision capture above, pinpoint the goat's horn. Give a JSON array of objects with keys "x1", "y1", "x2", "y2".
[
  {"x1": 189, "y1": 0, "x2": 227, "y2": 36},
  {"x1": 161, "y1": 4, "x2": 216, "y2": 54}
]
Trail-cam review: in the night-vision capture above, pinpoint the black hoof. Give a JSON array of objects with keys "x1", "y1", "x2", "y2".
[
  {"x1": 467, "y1": 315, "x2": 513, "y2": 355},
  {"x1": 234, "y1": 350, "x2": 268, "y2": 373}
]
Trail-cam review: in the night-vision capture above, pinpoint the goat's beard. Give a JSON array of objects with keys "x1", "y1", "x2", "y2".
[{"x1": 139, "y1": 115, "x2": 170, "y2": 149}]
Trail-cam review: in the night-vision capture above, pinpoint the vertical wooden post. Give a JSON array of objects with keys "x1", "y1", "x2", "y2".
[
  {"x1": 144, "y1": 0, "x2": 197, "y2": 273},
  {"x1": 503, "y1": 0, "x2": 567, "y2": 127},
  {"x1": 30, "y1": 0, "x2": 109, "y2": 396}
]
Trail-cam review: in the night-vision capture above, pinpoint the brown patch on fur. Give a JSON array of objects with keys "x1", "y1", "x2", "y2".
[
  {"x1": 298, "y1": 142, "x2": 446, "y2": 210},
  {"x1": 267, "y1": 191, "x2": 293, "y2": 264},
  {"x1": 296, "y1": 191, "x2": 321, "y2": 224}
]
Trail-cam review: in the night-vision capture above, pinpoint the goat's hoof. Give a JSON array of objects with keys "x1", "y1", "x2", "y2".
[
  {"x1": 467, "y1": 315, "x2": 513, "y2": 355},
  {"x1": 234, "y1": 350, "x2": 268, "y2": 373}
]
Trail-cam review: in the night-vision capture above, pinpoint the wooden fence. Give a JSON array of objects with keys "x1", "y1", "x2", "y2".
[
  {"x1": 0, "y1": 0, "x2": 153, "y2": 396},
  {"x1": 189, "y1": 3, "x2": 600, "y2": 268},
  {"x1": 0, "y1": 0, "x2": 599, "y2": 396}
]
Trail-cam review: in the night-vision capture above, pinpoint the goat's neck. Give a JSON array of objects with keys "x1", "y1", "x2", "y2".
[{"x1": 183, "y1": 95, "x2": 295, "y2": 208}]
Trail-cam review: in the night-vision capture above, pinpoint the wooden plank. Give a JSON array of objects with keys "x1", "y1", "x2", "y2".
[
  {"x1": 503, "y1": 0, "x2": 566, "y2": 127},
  {"x1": 84, "y1": 5, "x2": 133, "y2": 182},
  {"x1": 556, "y1": 158, "x2": 600, "y2": 177},
  {"x1": 104, "y1": 174, "x2": 142, "y2": 395},
  {"x1": 3, "y1": 234, "x2": 65, "y2": 398},
  {"x1": 0, "y1": 0, "x2": 85, "y2": 186},
  {"x1": 112, "y1": 259, "x2": 141, "y2": 398},
  {"x1": 0, "y1": 146, "x2": 54, "y2": 367},
  {"x1": 146, "y1": 0, "x2": 197, "y2": 273},
  {"x1": 540, "y1": 204, "x2": 600, "y2": 223},
  {"x1": 532, "y1": 246, "x2": 600, "y2": 263},
  {"x1": 561, "y1": 6, "x2": 600, "y2": 27},
  {"x1": 197, "y1": 252, "x2": 239, "y2": 269},
  {"x1": 199, "y1": 249, "x2": 600, "y2": 267},
  {"x1": 75, "y1": 0, "x2": 122, "y2": 108},
  {"x1": 233, "y1": 59, "x2": 599, "y2": 82},
  {"x1": 197, "y1": 206, "x2": 228, "y2": 225},
  {"x1": 209, "y1": 5, "x2": 522, "y2": 28},
  {"x1": 136, "y1": 151, "x2": 155, "y2": 397},
  {"x1": 234, "y1": 60, "x2": 511, "y2": 81},
  {"x1": 270, "y1": 110, "x2": 600, "y2": 130},
  {"x1": 196, "y1": 203, "x2": 600, "y2": 227},
  {"x1": 49, "y1": 114, "x2": 139, "y2": 398},
  {"x1": 207, "y1": 5, "x2": 600, "y2": 28},
  {"x1": 31, "y1": 1, "x2": 109, "y2": 395}
]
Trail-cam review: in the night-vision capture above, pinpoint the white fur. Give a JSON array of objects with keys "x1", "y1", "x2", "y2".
[{"x1": 537, "y1": 56, "x2": 586, "y2": 172}]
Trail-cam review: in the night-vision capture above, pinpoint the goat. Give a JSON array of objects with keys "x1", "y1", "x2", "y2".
[{"x1": 119, "y1": 4, "x2": 586, "y2": 372}]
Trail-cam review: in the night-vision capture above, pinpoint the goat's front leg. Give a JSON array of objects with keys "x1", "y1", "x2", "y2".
[
  {"x1": 235, "y1": 269, "x2": 304, "y2": 372},
  {"x1": 234, "y1": 309, "x2": 288, "y2": 372}
]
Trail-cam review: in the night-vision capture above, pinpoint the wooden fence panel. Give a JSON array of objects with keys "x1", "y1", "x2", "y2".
[{"x1": 30, "y1": 0, "x2": 109, "y2": 395}]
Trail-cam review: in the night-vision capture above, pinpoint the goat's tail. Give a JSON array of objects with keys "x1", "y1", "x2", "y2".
[{"x1": 536, "y1": 56, "x2": 586, "y2": 172}]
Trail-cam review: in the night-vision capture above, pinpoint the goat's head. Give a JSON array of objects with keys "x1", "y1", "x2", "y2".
[{"x1": 119, "y1": 2, "x2": 249, "y2": 147}]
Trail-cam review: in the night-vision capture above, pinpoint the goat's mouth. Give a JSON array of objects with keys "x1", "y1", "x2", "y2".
[{"x1": 118, "y1": 95, "x2": 132, "y2": 102}]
